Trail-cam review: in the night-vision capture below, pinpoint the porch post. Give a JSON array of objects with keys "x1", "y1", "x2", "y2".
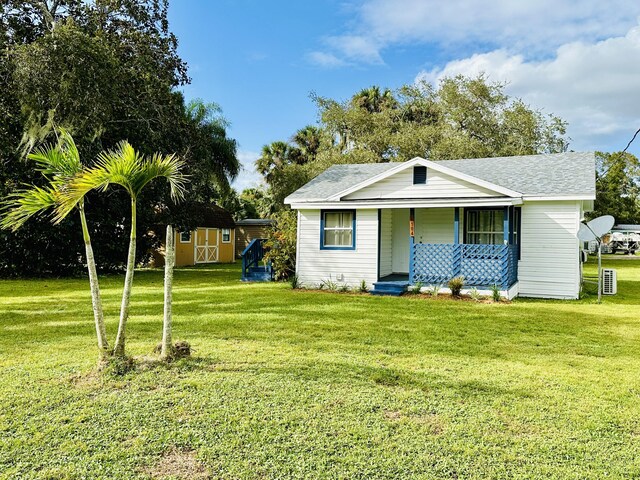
[
  {"x1": 508, "y1": 206, "x2": 515, "y2": 245},
  {"x1": 503, "y1": 206, "x2": 510, "y2": 245},
  {"x1": 409, "y1": 208, "x2": 415, "y2": 284},
  {"x1": 454, "y1": 207, "x2": 460, "y2": 244}
]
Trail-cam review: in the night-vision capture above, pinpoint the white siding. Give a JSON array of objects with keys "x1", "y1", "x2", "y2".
[
  {"x1": 415, "y1": 208, "x2": 455, "y2": 244},
  {"x1": 518, "y1": 201, "x2": 581, "y2": 299},
  {"x1": 379, "y1": 209, "x2": 393, "y2": 277},
  {"x1": 296, "y1": 209, "x2": 378, "y2": 288},
  {"x1": 345, "y1": 168, "x2": 497, "y2": 200}
]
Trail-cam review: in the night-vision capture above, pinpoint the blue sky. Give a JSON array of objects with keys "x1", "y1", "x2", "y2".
[{"x1": 168, "y1": 1, "x2": 640, "y2": 190}]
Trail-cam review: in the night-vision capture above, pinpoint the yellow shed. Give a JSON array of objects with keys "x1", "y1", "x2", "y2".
[{"x1": 156, "y1": 204, "x2": 236, "y2": 267}]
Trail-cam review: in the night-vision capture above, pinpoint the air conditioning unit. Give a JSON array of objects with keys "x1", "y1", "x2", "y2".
[{"x1": 603, "y1": 269, "x2": 617, "y2": 295}]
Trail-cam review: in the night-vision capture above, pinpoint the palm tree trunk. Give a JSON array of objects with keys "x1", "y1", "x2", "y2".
[
  {"x1": 79, "y1": 200, "x2": 109, "y2": 358},
  {"x1": 113, "y1": 198, "x2": 137, "y2": 357},
  {"x1": 161, "y1": 225, "x2": 175, "y2": 359}
]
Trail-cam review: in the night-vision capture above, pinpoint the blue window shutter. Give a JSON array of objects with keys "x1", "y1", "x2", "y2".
[{"x1": 413, "y1": 166, "x2": 427, "y2": 184}]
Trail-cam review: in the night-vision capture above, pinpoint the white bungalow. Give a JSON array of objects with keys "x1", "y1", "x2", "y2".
[{"x1": 284, "y1": 152, "x2": 596, "y2": 299}]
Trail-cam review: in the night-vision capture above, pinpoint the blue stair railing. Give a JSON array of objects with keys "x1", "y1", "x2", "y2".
[{"x1": 241, "y1": 238, "x2": 273, "y2": 281}]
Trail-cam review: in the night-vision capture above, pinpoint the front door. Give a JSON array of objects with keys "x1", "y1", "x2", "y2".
[
  {"x1": 392, "y1": 209, "x2": 410, "y2": 273},
  {"x1": 194, "y1": 228, "x2": 219, "y2": 263}
]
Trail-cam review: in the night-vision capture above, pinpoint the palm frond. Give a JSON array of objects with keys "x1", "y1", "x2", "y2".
[
  {"x1": 54, "y1": 141, "x2": 188, "y2": 222},
  {"x1": 138, "y1": 152, "x2": 188, "y2": 201},
  {"x1": 27, "y1": 128, "x2": 82, "y2": 180},
  {"x1": 0, "y1": 185, "x2": 60, "y2": 231},
  {"x1": 53, "y1": 166, "x2": 112, "y2": 224}
]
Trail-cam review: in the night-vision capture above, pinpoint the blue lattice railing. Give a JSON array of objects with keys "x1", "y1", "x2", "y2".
[{"x1": 411, "y1": 243, "x2": 518, "y2": 289}]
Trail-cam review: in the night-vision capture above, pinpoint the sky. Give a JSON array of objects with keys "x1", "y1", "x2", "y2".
[{"x1": 167, "y1": 0, "x2": 640, "y2": 191}]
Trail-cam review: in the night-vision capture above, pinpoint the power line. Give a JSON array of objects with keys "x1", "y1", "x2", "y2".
[{"x1": 622, "y1": 127, "x2": 640, "y2": 153}]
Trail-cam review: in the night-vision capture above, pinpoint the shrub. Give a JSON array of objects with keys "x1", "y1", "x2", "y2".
[
  {"x1": 448, "y1": 276, "x2": 465, "y2": 297},
  {"x1": 338, "y1": 283, "x2": 350, "y2": 293},
  {"x1": 320, "y1": 277, "x2": 338, "y2": 291},
  {"x1": 358, "y1": 279, "x2": 368, "y2": 293},
  {"x1": 428, "y1": 284, "x2": 441, "y2": 297},
  {"x1": 469, "y1": 287, "x2": 482, "y2": 302},
  {"x1": 263, "y1": 209, "x2": 297, "y2": 280},
  {"x1": 410, "y1": 281, "x2": 423, "y2": 294},
  {"x1": 491, "y1": 283, "x2": 502, "y2": 302},
  {"x1": 290, "y1": 274, "x2": 299, "y2": 289}
]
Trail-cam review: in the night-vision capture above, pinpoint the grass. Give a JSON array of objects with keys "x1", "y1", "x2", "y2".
[{"x1": 1, "y1": 256, "x2": 640, "y2": 478}]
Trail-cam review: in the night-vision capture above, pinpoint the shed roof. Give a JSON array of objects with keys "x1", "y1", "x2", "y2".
[
  {"x1": 235, "y1": 218, "x2": 273, "y2": 226},
  {"x1": 190, "y1": 203, "x2": 235, "y2": 228},
  {"x1": 285, "y1": 152, "x2": 595, "y2": 203}
]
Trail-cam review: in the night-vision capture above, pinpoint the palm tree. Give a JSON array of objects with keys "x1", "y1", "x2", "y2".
[
  {"x1": 56, "y1": 141, "x2": 187, "y2": 357},
  {"x1": 352, "y1": 86, "x2": 397, "y2": 113},
  {"x1": 292, "y1": 125, "x2": 323, "y2": 162},
  {"x1": 0, "y1": 130, "x2": 110, "y2": 358}
]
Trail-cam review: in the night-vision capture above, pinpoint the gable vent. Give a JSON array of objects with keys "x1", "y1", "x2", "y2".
[{"x1": 413, "y1": 166, "x2": 427, "y2": 185}]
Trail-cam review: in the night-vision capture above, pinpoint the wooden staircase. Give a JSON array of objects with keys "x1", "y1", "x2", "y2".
[{"x1": 241, "y1": 238, "x2": 273, "y2": 282}]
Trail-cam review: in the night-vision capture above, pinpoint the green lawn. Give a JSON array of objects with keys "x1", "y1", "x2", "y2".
[{"x1": 1, "y1": 257, "x2": 640, "y2": 479}]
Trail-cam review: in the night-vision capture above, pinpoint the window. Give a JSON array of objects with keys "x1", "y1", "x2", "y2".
[
  {"x1": 222, "y1": 228, "x2": 231, "y2": 243},
  {"x1": 465, "y1": 209, "x2": 504, "y2": 245},
  {"x1": 321, "y1": 210, "x2": 355, "y2": 249},
  {"x1": 413, "y1": 166, "x2": 427, "y2": 185},
  {"x1": 180, "y1": 231, "x2": 192, "y2": 243}
]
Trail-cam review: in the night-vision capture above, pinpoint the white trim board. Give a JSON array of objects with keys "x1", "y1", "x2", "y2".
[{"x1": 289, "y1": 197, "x2": 523, "y2": 210}]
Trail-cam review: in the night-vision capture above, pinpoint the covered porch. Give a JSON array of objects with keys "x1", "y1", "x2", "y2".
[{"x1": 374, "y1": 204, "x2": 520, "y2": 295}]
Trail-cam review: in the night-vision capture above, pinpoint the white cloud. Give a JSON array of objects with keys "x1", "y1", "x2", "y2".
[
  {"x1": 310, "y1": 0, "x2": 640, "y2": 66},
  {"x1": 415, "y1": 25, "x2": 640, "y2": 152},
  {"x1": 360, "y1": 0, "x2": 639, "y2": 52},
  {"x1": 232, "y1": 150, "x2": 263, "y2": 192},
  {"x1": 306, "y1": 51, "x2": 349, "y2": 68},
  {"x1": 325, "y1": 35, "x2": 384, "y2": 65}
]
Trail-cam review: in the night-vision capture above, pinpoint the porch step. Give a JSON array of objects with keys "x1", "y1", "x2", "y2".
[
  {"x1": 242, "y1": 273, "x2": 272, "y2": 282},
  {"x1": 370, "y1": 281, "x2": 409, "y2": 296},
  {"x1": 242, "y1": 266, "x2": 273, "y2": 282}
]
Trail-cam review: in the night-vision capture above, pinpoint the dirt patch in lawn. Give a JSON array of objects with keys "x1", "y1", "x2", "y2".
[{"x1": 145, "y1": 448, "x2": 210, "y2": 479}]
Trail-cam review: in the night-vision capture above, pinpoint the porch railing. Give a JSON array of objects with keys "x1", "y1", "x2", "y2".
[
  {"x1": 411, "y1": 243, "x2": 518, "y2": 289},
  {"x1": 241, "y1": 238, "x2": 271, "y2": 281}
]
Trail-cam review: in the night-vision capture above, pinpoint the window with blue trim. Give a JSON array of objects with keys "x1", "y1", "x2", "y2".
[
  {"x1": 321, "y1": 210, "x2": 355, "y2": 249},
  {"x1": 464, "y1": 208, "x2": 521, "y2": 254},
  {"x1": 465, "y1": 209, "x2": 504, "y2": 245}
]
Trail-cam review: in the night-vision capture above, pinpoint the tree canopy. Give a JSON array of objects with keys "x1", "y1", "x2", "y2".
[
  {"x1": 0, "y1": 0, "x2": 238, "y2": 276},
  {"x1": 591, "y1": 151, "x2": 640, "y2": 225},
  {"x1": 255, "y1": 75, "x2": 570, "y2": 214}
]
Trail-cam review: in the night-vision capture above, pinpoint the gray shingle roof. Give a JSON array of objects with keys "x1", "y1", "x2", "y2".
[{"x1": 286, "y1": 152, "x2": 595, "y2": 202}]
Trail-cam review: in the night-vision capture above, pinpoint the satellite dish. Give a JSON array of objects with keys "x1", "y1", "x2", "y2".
[
  {"x1": 586, "y1": 215, "x2": 615, "y2": 238},
  {"x1": 578, "y1": 215, "x2": 615, "y2": 304},
  {"x1": 578, "y1": 223, "x2": 598, "y2": 242}
]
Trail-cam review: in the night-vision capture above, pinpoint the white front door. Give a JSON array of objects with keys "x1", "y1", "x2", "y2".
[
  {"x1": 194, "y1": 228, "x2": 219, "y2": 263},
  {"x1": 392, "y1": 209, "x2": 410, "y2": 273}
]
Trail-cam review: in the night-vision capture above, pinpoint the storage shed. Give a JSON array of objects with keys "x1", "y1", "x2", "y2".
[
  {"x1": 235, "y1": 218, "x2": 273, "y2": 257},
  {"x1": 155, "y1": 204, "x2": 236, "y2": 267}
]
